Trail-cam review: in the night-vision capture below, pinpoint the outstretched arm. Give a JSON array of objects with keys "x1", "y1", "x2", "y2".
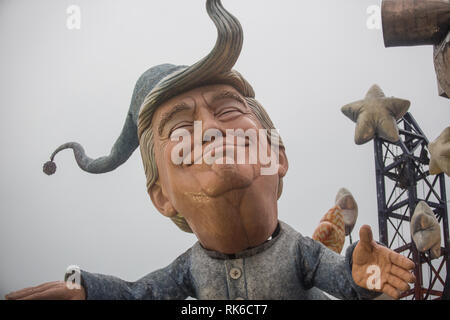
[
  {"x1": 5, "y1": 281, "x2": 85, "y2": 300},
  {"x1": 81, "y1": 249, "x2": 194, "y2": 300},
  {"x1": 6, "y1": 249, "x2": 194, "y2": 300}
]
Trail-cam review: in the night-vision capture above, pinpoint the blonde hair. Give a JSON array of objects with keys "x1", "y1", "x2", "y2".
[{"x1": 138, "y1": 71, "x2": 285, "y2": 233}]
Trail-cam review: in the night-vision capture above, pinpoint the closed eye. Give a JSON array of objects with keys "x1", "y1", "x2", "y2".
[
  {"x1": 169, "y1": 122, "x2": 193, "y2": 138},
  {"x1": 216, "y1": 108, "x2": 243, "y2": 120}
]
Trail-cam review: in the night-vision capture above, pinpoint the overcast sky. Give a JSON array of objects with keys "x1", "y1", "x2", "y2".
[{"x1": 0, "y1": 0, "x2": 449, "y2": 298}]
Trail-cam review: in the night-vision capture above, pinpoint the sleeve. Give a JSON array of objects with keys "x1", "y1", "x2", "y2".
[
  {"x1": 79, "y1": 248, "x2": 195, "y2": 300},
  {"x1": 296, "y1": 234, "x2": 381, "y2": 300}
]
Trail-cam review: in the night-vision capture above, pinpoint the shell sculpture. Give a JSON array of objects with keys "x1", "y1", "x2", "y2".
[
  {"x1": 411, "y1": 201, "x2": 442, "y2": 259},
  {"x1": 312, "y1": 206, "x2": 345, "y2": 254},
  {"x1": 335, "y1": 188, "x2": 358, "y2": 236},
  {"x1": 429, "y1": 126, "x2": 450, "y2": 177}
]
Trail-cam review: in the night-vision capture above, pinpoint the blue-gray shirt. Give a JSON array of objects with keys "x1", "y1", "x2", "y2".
[{"x1": 80, "y1": 221, "x2": 379, "y2": 300}]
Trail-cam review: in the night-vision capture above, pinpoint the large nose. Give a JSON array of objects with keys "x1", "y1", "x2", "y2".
[{"x1": 195, "y1": 105, "x2": 226, "y2": 143}]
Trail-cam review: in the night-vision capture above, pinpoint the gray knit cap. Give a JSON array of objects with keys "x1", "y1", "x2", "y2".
[{"x1": 43, "y1": 0, "x2": 243, "y2": 175}]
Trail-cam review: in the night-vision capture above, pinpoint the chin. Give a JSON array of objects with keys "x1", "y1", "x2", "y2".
[{"x1": 193, "y1": 163, "x2": 258, "y2": 197}]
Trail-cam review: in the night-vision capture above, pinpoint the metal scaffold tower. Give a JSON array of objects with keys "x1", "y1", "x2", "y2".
[{"x1": 373, "y1": 112, "x2": 449, "y2": 300}]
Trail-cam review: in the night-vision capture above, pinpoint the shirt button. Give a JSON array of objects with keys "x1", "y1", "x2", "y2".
[{"x1": 229, "y1": 267, "x2": 242, "y2": 280}]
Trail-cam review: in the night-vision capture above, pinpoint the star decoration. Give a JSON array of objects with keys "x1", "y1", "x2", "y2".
[
  {"x1": 341, "y1": 84, "x2": 411, "y2": 145},
  {"x1": 411, "y1": 201, "x2": 441, "y2": 259},
  {"x1": 428, "y1": 126, "x2": 450, "y2": 177}
]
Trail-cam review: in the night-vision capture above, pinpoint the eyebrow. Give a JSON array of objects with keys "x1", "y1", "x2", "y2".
[
  {"x1": 158, "y1": 102, "x2": 192, "y2": 137},
  {"x1": 209, "y1": 90, "x2": 245, "y2": 106}
]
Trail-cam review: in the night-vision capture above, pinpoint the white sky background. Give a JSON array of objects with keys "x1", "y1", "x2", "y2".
[{"x1": 0, "y1": 0, "x2": 449, "y2": 298}]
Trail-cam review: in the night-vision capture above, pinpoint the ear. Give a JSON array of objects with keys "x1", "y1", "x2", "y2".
[
  {"x1": 278, "y1": 147, "x2": 288, "y2": 178},
  {"x1": 149, "y1": 181, "x2": 177, "y2": 218}
]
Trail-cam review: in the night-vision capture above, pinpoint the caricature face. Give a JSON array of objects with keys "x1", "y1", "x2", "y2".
[{"x1": 148, "y1": 84, "x2": 288, "y2": 254}]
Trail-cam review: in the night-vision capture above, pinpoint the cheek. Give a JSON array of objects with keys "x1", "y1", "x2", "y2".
[
  {"x1": 157, "y1": 140, "x2": 196, "y2": 189},
  {"x1": 153, "y1": 144, "x2": 184, "y2": 207},
  {"x1": 163, "y1": 137, "x2": 191, "y2": 168},
  {"x1": 159, "y1": 141, "x2": 184, "y2": 179},
  {"x1": 229, "y1": 114, "x2": 262, "y2": 131},
  {"x1": 152, "y1": 139, "x2": 179, "y2": 190}
]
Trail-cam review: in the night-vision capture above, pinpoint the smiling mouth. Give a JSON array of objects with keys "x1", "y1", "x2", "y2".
[{"x1": 185, "y1": 139, "x2": 251, "y2": 166}]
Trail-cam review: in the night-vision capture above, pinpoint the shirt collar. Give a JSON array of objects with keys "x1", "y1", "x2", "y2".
[{"x1": 200, "y1": 222, "x2": 282, "y2": 260}]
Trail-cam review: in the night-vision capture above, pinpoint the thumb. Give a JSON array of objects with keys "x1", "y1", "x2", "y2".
[{"x1": 359, "y1": 225, "x2": 375, "y2": 252}]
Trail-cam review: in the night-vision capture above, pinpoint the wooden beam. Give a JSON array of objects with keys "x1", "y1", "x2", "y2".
[
  {"x1": 381, "y1": 1, "x2": 450, "y2": 98},
  {"x1": 382, "y1": 0, "x2": 450, "y2": 47}
]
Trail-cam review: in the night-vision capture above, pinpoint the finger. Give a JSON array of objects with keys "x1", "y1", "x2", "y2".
[
  {"x1": 389, "y1": 251, "x2": 415, "y2": 270},
  {"x1": 5, "y1": 281, "x2": 60, "y2": 300},
  {"x1": 20, "y1": 285, "x2": 69, "y2": 300},
  {"x1": 390, "y1": 265, "x2": 416, "y2": 283},
  {"x1": 359, "y1": 225, "x2": 375, "y2": 252},
  {"x1": 387, "y1": 274, "x2": 410, "y2": 292},
  {"x1": 382, "y1": 283, "x2": 401, "y2": 300}
]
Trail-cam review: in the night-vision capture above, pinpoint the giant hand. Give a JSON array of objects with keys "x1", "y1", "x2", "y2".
[
  {"x1": 5, "y1": 281, "x2": 85, "y2": 300},
  {"x1": 352, "y1": 225, "x2": 416, "y2": 299}
]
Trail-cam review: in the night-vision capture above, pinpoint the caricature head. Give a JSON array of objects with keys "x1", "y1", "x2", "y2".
[
  {"x1": 132, "y1": 1, "x2": 291, "y2": 253},
  {"x1": 138, "y1": 71, "x2": 288, "y2": 252},
  {"x1": 44, "y1": 0, "x2": 288, "y2": 254}
]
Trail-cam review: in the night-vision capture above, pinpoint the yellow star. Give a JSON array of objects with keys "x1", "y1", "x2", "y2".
[
  {"x1": 341, "y1": 84, "x2": 411, "y2": 145},
  {"x1": 429, "y1": 127, "x2": 450, "y2": 177}
]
